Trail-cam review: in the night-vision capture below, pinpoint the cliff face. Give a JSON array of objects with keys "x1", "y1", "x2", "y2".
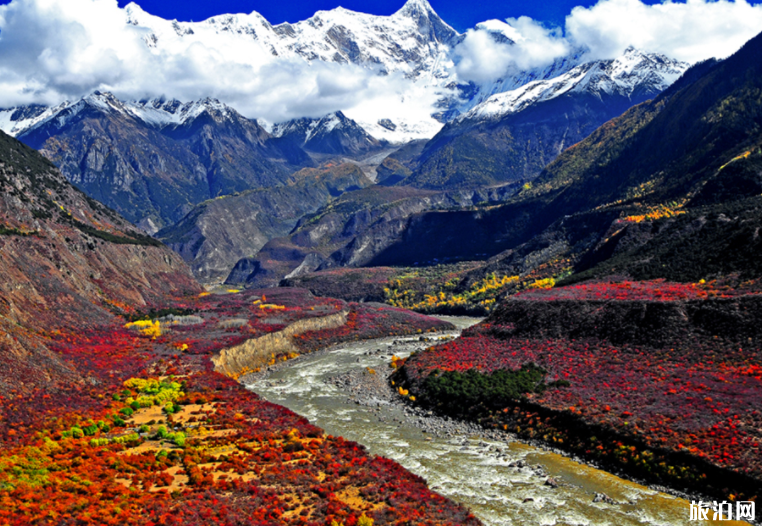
[
  {"x1": 157, "y1": 163, "x2": 372, "y2": 284},
  {"x1": 0, "y1": 130, "x2": 201, "y2": 394},
  {"x1": 225, "y1": 184, "x2": 522, "y2": 287}
]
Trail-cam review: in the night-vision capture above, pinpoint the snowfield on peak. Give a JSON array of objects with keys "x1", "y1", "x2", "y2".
[
  {"x1": 460, "y1": 48, "x2": 689, "y2": 122},
  {"x1": 0, "y1": 1, "x2": 695, "y2": 144},
  {"x1": 0, "y1": 92, "x2": 247, "y2": 138}
]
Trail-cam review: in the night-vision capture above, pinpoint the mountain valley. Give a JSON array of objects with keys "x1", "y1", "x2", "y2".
[{"x1": 2, "y1": 0, "x2": 762, "y2": 524}]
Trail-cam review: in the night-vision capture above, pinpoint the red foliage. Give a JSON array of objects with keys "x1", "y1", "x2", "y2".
[
  {"x1": 516, "y1": 278, "x2": 762, "y2": 302},
  {"x1": 401, "y1": 281, "x2": 762, "y2": 501},
  {"x1": 0, "y1": 288, "x2": 473, "y2": 525}
]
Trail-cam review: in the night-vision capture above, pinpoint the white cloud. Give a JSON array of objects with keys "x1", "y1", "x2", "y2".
[
  {"x1": 0, "y1": 0, "x2": 438, "y2": 126},
  {"x1": 454, "y1": 18, "x2": 570, "y2": 84},
  {"x1": 566, "y1": 0, "x2": 762, "y2": 63},
  {"x1": 1, "y1": 0, "x2": 762, "y2": 122},
  {"x1": 453, "y1": 0, "x2": 762, "y2": 84}
]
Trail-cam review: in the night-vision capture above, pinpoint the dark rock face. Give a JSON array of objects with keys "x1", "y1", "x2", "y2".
[
  {"x1": 400, "y1": 90, "x2": 658, "y2": 190},
  {"x1": 158, "y1": 163, "x2": 373, "y2": 283},
  {"x1": 272, "y1": 111, "x2": 383, "y2": 156},
  {"x1": 0, "y1": 130, "x2": 201, "y2": 395},
  {"x1": 18, "y1": 95, "x2": 313, "y2": 233},
  {"x1": 225, "y1": 184, "x2": 523, "y2": 287}
]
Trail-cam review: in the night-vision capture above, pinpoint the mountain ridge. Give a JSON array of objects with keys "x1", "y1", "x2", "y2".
[
  {"x1": 397, "y1": 48, "x2": 688, "y2": 190},
  {"x1": 0, "y1": 128, "x2": 200, "y2": 395},
  {"x1": 6, "y1": 92, "x2": 313, "y2": 233}
]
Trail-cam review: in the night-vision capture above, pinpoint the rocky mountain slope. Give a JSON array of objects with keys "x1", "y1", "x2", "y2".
[
  {"x1": 225, "y1": 183, "x2": 523, "y2": 287},
  {"x1": 398, "y1": 48, "x2": 688, "y2": 189},
  {"x1": 3, "y1": 92, "x2": 312, "y2": 233},
  {"x1": 0, "y1": 129, "x2": 200, "y2": 395},
  {"x1": 271, "y1": 111, "x2": 383, "y2": 156},
  {"x1": 157, "y1": 163, "x2": 373, "y2": 283}
]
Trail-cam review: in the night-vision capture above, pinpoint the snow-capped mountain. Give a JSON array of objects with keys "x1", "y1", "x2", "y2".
[
  {"x1": 125, "y1": 0, "x2": 458, "y2": 79},
  {"x1": 120, "y1": 0, "x2": 461, "y2": 140},
  {"x1": 0, "y1": 104, "x2": 65, "y2": 137},
  {"x1": 271, "y1": 112, "x2": 382, "y2": 156},
  {"x1": 400, "y1": 48, "x2": 691, "y2": 190},
  {"x1": 0, "y1": 91, "x2": 250, "y2": 137},
  {"x1": 4, "y1": 91, "x2": 313, "y2": 233},
  {"x1": 114, "y1": 0, "x2": 694, "y2": 140},
  {"x1": 461, "y1": 47, "x2": 688, "y2": 123}
]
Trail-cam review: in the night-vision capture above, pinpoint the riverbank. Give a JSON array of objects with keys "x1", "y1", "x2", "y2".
[
  {"x1": 257, "y1": 331, "x2": 707, "y2": 499},
  {"x1": 392, "y1": 283, "x2": 762, "y2": 524},
  {"x1": 0, "y1": 289, "x2": 483, "y2": 526},
  {"x1": 245, "y1": 319, "x2": 738, "y2": 526}
]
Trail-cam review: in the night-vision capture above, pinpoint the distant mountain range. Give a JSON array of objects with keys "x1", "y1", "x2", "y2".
[
  {"x1": 2, "y1": 92, "x2": 313, "y2": 232},
  {"x1": 0, "y1": 0, "x2": 712, "y2": 287}
]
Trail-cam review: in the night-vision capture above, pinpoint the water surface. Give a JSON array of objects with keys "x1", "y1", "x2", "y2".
[{"x1": 246, "y1": 316, "x2": 743, "y2": 526}]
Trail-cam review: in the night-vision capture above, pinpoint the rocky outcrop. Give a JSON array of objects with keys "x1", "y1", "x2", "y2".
[
  {"x1": 157, "y1": 163, "x2": 372, "y2": 284},
  {"x1": 0, "y1": 130, "x2": 201, "y2": 395},
  {"x1": 212, "y1": 311, "x2": 348, "y2": 377},
  {"x1": 225, "y1": 184, "x2": 522, "y2": 287}
]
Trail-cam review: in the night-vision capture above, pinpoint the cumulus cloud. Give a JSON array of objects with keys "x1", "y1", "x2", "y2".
[
  {"x1": 567, "y1": 0, "x2": 762, "y2": 62},
  {"x1": 453, "y1": 0, "x2": 762, "y2": 84},
  {"x1": 453, "y1": 18, "x2": 570, "y2": 84},
  {"x1": 0, "y1": 0, "x2": 437, "y2": 124}
]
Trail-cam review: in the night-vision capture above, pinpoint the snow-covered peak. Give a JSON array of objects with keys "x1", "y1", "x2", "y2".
[
  {"x1": 119, "y1": 0, "x2": 459, "y2": 84},
  {"x1": 397, "y1": 0, "x2": 436, "y2": 13},
  {"x1": 82, "y1": 91, "x2": 128, "y2": 113},
  {"x1": 272, "y1": 111, "x2": 354, "y2": 142},
  {"x1": 0, "y1": 104, "x2": 66, "y2": 137},
  {"x1": 126, "y1": 97, "x2": 240, "y2": 128},
  {"x1": 459, "y1": 49, "x2": 689, "y2": 123},
  {"x1": 395, "y1": 0, "x2": 443, "y2": 22},
  {"x1": 124, "y1": 2, "x2": 147, "y2": 24},
  {"x1": 0, "y1": 92, "x2": 128, "y2": 137},
  {"x1": 0, "y1": 92, "x2": 248, "y2": 137}
]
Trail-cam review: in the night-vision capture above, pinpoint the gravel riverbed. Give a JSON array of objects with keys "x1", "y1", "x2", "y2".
[{"x1": 242, "y1": 319, "x2": 735, "y2": 525}]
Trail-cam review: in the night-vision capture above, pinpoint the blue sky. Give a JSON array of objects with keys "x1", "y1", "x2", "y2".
[
  {"x1": 0, "y1": 0, "x2": 737, "y2": 31},
  {"x1": 109, "y1": 0, "x2": 655, "y2": 32}
]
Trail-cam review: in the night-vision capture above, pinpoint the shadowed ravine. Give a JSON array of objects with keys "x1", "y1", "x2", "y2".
[{"x1": 244, "y1": 317, "x2": 739, "y2": 526}]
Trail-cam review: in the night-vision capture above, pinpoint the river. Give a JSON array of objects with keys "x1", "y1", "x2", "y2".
[{"x1": 244, "y1": 316, "x2": 742, "y2": 526}]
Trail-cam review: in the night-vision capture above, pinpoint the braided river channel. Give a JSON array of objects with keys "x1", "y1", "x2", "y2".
[{"x1": 245, "y1": 317, "x2": 744, "y2": 526}]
